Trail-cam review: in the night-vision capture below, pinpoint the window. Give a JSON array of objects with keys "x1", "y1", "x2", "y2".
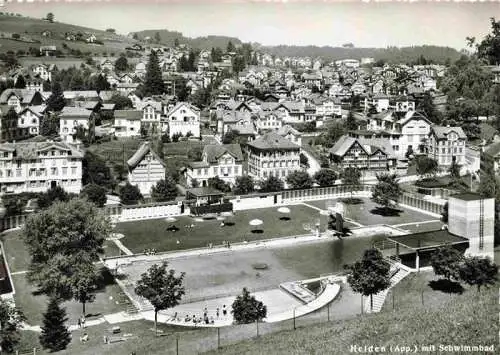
[
  {"x1": 71, "y1": 167, "x2": 77, "y2": 175},
  {"x1": 213, "y1": 167, "x2": 217, "y2": 175},
  {"x1": 51, "y1": 168, "x2": 57, "y2": 175},
  {"x1": 235, "y1": 166, "x2": 239, "y2": 174},
  {"x1": 62, "y1": 167, "x2": 68, "y2": 176}
]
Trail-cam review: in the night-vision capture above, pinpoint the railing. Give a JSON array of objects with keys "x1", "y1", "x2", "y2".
[{"x1": 190, "y1": 202, "x2": 233, "y2": 216}]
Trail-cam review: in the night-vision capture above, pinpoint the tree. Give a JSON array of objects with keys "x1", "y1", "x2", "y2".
[
  {"x1": 449, "y1": 159, "x2": 461, "y2": 185},
  {"x1": 151, "y1": 177, "x2": 177, "y2": 202},
  {"x1": 0, "y1": 299, "x2": 25, "y2": 353},
  {"x1": 14, "y1": 75, "x2": 26, "y2": 89},
  {"x1": 40, "y1": 113, "x2": 60, "y2": 137},
  {"x1": 476, "y1": 18, "x2": 500, "y2": 66},
  {"x1": 345, "y1": 248, "x2": 391, "y2": 312},
  {"x1": 233, "y1": 176, "x2": 254, "y2": 195},
  {"x1": 187, "y1": 146, "x2": 203, "y2": 161},
  {"x1": 226, "y1": 41, "x2": 235, "y2": 53},
  {"x1": 371, "y1": 173, "x2": 401, "y2": 213},
  {"x1": 115, "y1": 55, "x2": 128, "y2": 72},
  {"x1": 415, "y1": 156, "x2": 439, "y2": 179},
  {"x1": 37, "y1": 185, "x2": 70, "y2": 209},
  {"x1": 46, "y1": 12, "x2": 54, "y2": 23},
  {"x1": 259, "y1": 175, "x2": 284, "y2": 193},
  {"x1": 417, "y1": 93, "x2": 442, "y2": 124},
  {"x1": 71, "y1": 260, "x2": 100, "y2": 316},
  {"x1": 109, "y1": 93, "x2": 133, "y2": 110},
  {"x1": 208, "y1": 176, "x2": 231, "y2": 193},
  {"x1": 119, "y1": 183, "x2": 143, "y2": 205},
  {"x1": 286, "y1": 171, "x2": 313, "y2": 189},
  {"x1": 82, "y1": 152, "x2": 114, "y2": 190},
  {"x1": 314, "y1": 169, "x2": 337, "y2": 187},
  {"x1": 342, "y1": 167, "x2": 361, "y2": 186},
  {"x1": 23, "y1": 198, "x2": 110, "y2": 300},
  {"x1": 430, "y1": 246, "x2": 463, "y2": 281},
  {"x1": 144, "y1": 50, "x2": 164, "y2": 96},
  {"x1": 81, "y1": 184, "x2": 107, "y2": 207},
  {"x1": 154, "y1": 32, "x2": 161, "y2": 44},
  {"x1": 459, "y1": 256, "x2": 498, "y2": 292},
  {"x1": 105, "y1": 28, "x2": 116, "y2": 33},
  {"x1": 299, "y1": 153, "x2": 309, "y2": 168},
  {"x1": 345, "y1": 110, "x2": 358, "y2": 131},
  {"x1": 135, "y1": 262, "x2": 185, "y2": 336},
  {"x1": 39, "y1": 298, "x2": 71, "y2": 352},
  {"x1": 46, "y1": 81, "x2": 65, "y2": 112},
  {"x1": 441, "y1": 202, "x2": 449, "y2": 223},
  {"x1": 231, "y1": 288, "x2": 267, "y2": 324}
]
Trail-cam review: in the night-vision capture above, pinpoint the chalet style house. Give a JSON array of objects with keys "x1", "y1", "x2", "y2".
[
  {"x1": 127, "y1": 142, "x2": 166, "y2": 196},
  {"x1": 329, "y1": 135, "x2": 397, "y2": 171}
]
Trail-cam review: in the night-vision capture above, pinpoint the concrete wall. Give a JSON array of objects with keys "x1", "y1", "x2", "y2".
[
  {"x1": 119, "y1": 203, "x2": 188, "y2": 222},
  {"x1": 448, "y1": 196, "x2": 495, "y2": 259}
]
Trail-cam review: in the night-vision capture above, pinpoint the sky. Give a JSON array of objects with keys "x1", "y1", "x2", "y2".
[{"x1": 3, "y1": 0, "x2": 500, "y2": 49}]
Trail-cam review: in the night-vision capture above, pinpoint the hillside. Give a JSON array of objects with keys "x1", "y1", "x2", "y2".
[
  {"x1": 206, "y1": 275, "x2": 498, "y2": 355},
  {"x1": 0, "y1": 13, "x2": 137, "y2": 55},
  {"x1": 131, "y1": 29, "x2": 242, "y2": 50},
  {"x1": 264, "y1": 45, "x2": 462, "y2": 64}
]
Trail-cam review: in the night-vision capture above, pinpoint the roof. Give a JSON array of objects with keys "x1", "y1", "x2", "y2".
[
  {"x1": 0, "y1": 89, "x2": 42, "y2": 105},
  {"x1": 0, "y1": 141, "x2": 83, "y2": 159},
  {"x1": 114, "y1": 110, "x2": 142, "y2": 120},
  {"x1": 60, "y1": 106, "x2": 92, "y2": 119},
  {"x1": 431, "y1": 126, "x2": 467, "y2": 140},
  {"x1": 127, "y1": 142, "x2": 165, "y2": 169},
  {"x1": 276, "y1": 124, "x2": 302, "y2": 137},
  {"x1": 387, "y1": 230, "x2": 468, "y2": 251},
  {"x1": 203, "y1": 144, "x2": 243, "y2": 163},
  {"x1": 186, "y1": 187, "x2": 224, "y2": 197},
  {"x1": 63, "y1": 90, "x2": 100, "y2": 99},
  {"x1": 247, "y1": 131, "x2": 300, "y2": 151},
  {"x1": 329, "y1": 135, "x2": 395, "y2": 158},
  {"x1": 449, "y1": 192, "x2": 489, "y2": 202}
]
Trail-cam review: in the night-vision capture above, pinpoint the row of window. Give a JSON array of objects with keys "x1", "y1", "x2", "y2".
[
  {"x1": 27, "y1": 179, "x2": 79, "y2": 188},
  {"x1": 195, "y1": 166, "x2": 240, "y2": 176},
  {"x1": 27, "y1": 167, "x2": 79, "y2": 177}
]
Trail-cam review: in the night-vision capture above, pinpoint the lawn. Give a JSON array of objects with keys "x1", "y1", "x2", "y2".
[
  {"x1": 116, "y1": 204, "x2": 324, "y2": 253},
  {"x1": 205, "y1": 274, "x2": 499, "y2": 355},
  {"x1": 304, "y1": 198, "x2": 439, "y2": 226},
  {"x1": 1, "y1": 230, "x2": 31, "y2": 273},
  {"x1": 11, "y1": 271, "x2": 129, "y2": 326}
]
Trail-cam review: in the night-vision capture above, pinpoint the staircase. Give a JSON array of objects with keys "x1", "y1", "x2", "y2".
[{"x1": 362, "y1": 259, "x2": 410, "y2": 314}]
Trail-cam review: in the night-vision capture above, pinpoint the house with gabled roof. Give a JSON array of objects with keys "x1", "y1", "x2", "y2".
[
  {"x1": 127, "y1": 142, "x2": 166, "y2": 196},
  {"x1": 0, "y1": 89, "x2": 45, "y2": 113},
  {"x1": 276, "y1": 124, "x2": 302, "y2": 146},
  {"x1": 166, "y1": 102, "x2": 200, "y2": 139},
  {"x1": 329, "y1": 135, "x2": 397, "y2": 172},
  {"x1": 427, "y1": 126, "x2": 467, "y2": 167},
  {"x1": 59, "y1": 106, "x2": 93, "y2": 143},
  {"x1": 114, "y1": 110, "x2": 142, "y2": 138},
  {"x1": 186, "y1": 143, "x2": 244, "y2": 187},
  {"x1": 18, "y1": 105, "x2": 46, "y2": 136}
]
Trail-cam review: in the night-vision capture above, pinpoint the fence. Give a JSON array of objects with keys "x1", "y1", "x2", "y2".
[
  {"x1": 190, "y1": 202, "x2": 233, "y2": 216},
  {"x1": 0, "y1": 184, "x2": 445, "y2": 232}
]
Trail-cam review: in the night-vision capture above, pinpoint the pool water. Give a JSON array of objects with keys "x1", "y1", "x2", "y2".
[{"x1": 273, "y1": 234, "x2": 388, "y2": 279}]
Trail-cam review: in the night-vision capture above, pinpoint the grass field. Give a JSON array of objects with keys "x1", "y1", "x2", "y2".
[
  {"x1": 206, "y1": 273, "x2": 499, "y2": 355},
  {"x1": 11, "y1": 272, "x2": 128, "y2": 325},
  {"x1": 116, "y1": 204, "x2": 326, "y2": 253},
  {"x1": 304, "y1": 198, "x2": 440, "y2": 227}
]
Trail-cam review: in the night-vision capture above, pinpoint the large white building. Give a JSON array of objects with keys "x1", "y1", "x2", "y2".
[
  {"x1": 166, "y1": 102, "x2": 200, "y2": 139},
  {"x1": 427, "y1": 126, "x2": 467, "y2": 167},
  {"x1": 113, "y1": 110, "x2": 142, "y2": 138},
  {"x1": 186, "y1": 144, "x2": 243, "y2": 187},
  {"x1": 247, "y1": 131, "x2": 301, "y2": 183},
  {"x1": 127, "y1": 142, "x2": 166, "y2": 196},
  {"x1": 0, "y1": 141, "x2": 83, "y2": 194}
]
